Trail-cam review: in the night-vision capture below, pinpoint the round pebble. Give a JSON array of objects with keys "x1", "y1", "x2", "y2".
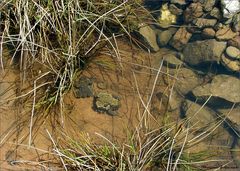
[
  {"x1": 225, "y1": 46, "x2": 240, "y2": 60},
  {"x1": 221, "y1": 54, "x2": 240, "y2": 72}
]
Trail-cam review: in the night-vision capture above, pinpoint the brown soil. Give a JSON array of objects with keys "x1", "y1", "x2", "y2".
[
  {"x1": 0, "y1": 40, "x2": 172, "y2": 170},
  {"x1": 0, "y1": 40, "x2": 238, "y2": 170}
]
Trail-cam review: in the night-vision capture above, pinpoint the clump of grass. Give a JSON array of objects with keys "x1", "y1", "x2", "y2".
[
  {"x1": 0, "y1": 0, "x2": 153, "y2": 146},
  {"x1": 1, "y1": 0, "x2": 152, "y2": 110},
  {"x1": 49, "y1": 121, "x2": 217, "y2": 170}
]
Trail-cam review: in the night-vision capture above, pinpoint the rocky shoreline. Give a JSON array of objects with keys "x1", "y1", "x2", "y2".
[
  {"x1": 137, "y1": 0, "x2": 240, "y2": 167},
  {"x1": 139, "y1": 0, "x2": 240, "y2": 73}
]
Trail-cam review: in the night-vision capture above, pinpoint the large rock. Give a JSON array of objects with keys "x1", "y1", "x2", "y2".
[
  {"x1": 180, "y1": 100, "x2": 236, "y2": 167},
  {"x1": 181, "y1": 100, "x2": 216, "y2": 129},
  {"x1": 216, "y1": 27, "x2": 239, "y2": 41},
  {"x1": 136, "y1": 25, "x2": 159, "y2": 52},
  {"x1": 218, "y1": 107, "x2": 240, "y2": 126},
  {"x1": 169, "y1": 27, "x2": 192, "y2": 51},
  {"x1": 164, "y1": 68, "x2": 203, "y2": 95},
  {"x1": 182, "y1": 39, "x2": 226, "y2": 65},
  {"x1": 191, "y1": 75, "x2": 240, "y2": 107}
]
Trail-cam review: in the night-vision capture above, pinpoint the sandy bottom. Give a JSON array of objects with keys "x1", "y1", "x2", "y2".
[{"x1": 0, "y1": 40, "x2": 239, "y2": 170}]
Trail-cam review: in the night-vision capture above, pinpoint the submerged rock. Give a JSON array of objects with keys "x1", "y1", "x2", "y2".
[
  {"x1": 228, "y1": 36, "x2": 240, "y2": 49},
  {"x1": 191, "y1": 75, "x2": 240, "y2": 107},
  {"x1": 202, "y1": 28, "x2": 215, "y2": 39},
  {"x1": 210, "y1": 7, "x2": 221, "y2": 19},
  {"x1": 73, "y1": 76, "x2": 93, "y2": 98},
  {"x1": 164, "y1": 68, "x2": 203, "y2": 95},
  {"x1": 182, "y1": 39, "x2": 226, "y2": 65},
  {"x1": 136, "y1": 25, "x2": 159, "y2": 52},
  {"x1": 93, "y1": 92, "x2": 120, "y2": 115},
  {"x1": 218, "y1": 107, "x2": 240, "y2": 126},
  {"x1": 169, "y1": 27, "x2": 192, "y2": 51},
  {"x1": 163, "y1": 53, "x2": 183, "y2": 68},
  {"x1": 221, "y1": 54, "x2": 240, "y2": 72},
  {"x1": 169, "y1": 4, "x2": 183, "y2": 15},
  {"x1": 157, "y1": 28, "x2": 177, "y2": 47},
  {"x1": 181, "y1": 100, "x2": 216, "y2": 129},
  {"x1": 225, "y1": 46, "x2": 240, "y2": 60},
  {"x1": 215, "y1": 27, "x2": 239, "y2": 41},
  {"x1": 156, "y1": 89, "x2": 184, "y2": 112}
]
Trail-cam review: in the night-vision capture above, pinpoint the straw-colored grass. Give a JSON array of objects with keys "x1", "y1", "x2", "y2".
[{"x1": 0, "y1": 0, "x2": 233, "y2": 170}]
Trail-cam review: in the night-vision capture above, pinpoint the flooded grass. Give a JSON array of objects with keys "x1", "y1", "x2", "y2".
[{"x1": 1, "y1": 0, "x2": 239, "y2": 170}]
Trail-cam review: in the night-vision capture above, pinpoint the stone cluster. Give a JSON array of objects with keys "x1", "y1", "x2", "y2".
[
  {"x1": 138, "y1": 1, "x2": 240, "y2": 165},
  {"x1": 138, "y1": 0, "x2": 240, "y2": 72}
]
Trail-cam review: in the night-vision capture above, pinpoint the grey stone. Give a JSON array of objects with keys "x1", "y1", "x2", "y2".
[
  {"x1": 163, "y1": 54, "x2": 183, "y2": 68},
  {"x1": 183, "y1": 39, "x2": 226, "y2": 65},
  {"x1": 136, "y1": 25, "x2": 159, "y2": 52},
  {"x1": 192, "y1": 74, "x2": 240, "y2": 106},
  {"x1": 214, "y1": 23, "x2": 224, "y2": 31},
  {"x1": 225, "y1": 46, "x2": 240, "y2": 60},
  {"x1": 164, "y1": 68, "x2": 203, "y2": 95},
  {"x1": 94, "y1": 92, "x2": 120, "y2": 115},
  {"x1": 157, "y1": 28, "x2": 177, "y2": 47},
  {"x1": 181, "y1": 100, "x2": 216, "y2": 129},
  {"x1": 181, "y1": 99, "x2": 235, "y2": 163},
  {"x1": 73, "y1": 76, "x2": 93, "y2": 98},
  {"x1": 156, "y1": 89, "x2": 184, "y2": 112},
  {"x1": 218, "y1": 107, "x2": 240, "y2": 126}
]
